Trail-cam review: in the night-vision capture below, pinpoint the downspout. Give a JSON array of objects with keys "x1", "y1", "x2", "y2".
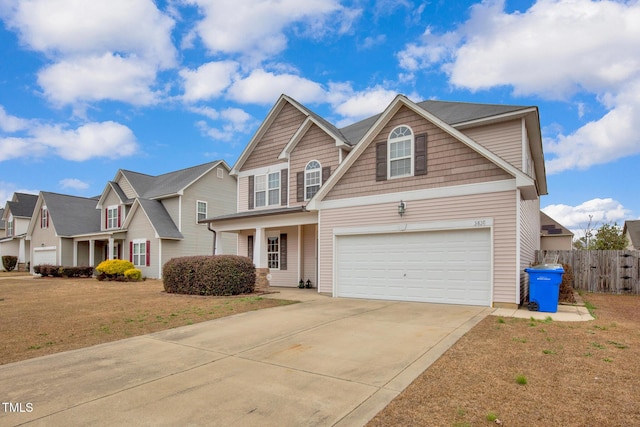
[{"x1": 207, "y1": 222, "x2": 217, "y2": 255}]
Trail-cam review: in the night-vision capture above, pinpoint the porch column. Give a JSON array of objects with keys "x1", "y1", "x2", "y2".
[
  {"x1": 253, "y1": 227, "x2": 266, "y2": 268},
  {"x1": 73, "y1": 241, "x2": 78, "y2": 266},
  {"x1": 253, "y1": 227, "x2": 270, "y2": 290},
  {"x1": 108, "y1": 237, "x2": 115, "y2": 260},
  {"x1": 297, "y1": 225, "x2": 303, "y2": 282},
  {"x1": 89, "y1": 239, "x2": 95, "y2": 267}
]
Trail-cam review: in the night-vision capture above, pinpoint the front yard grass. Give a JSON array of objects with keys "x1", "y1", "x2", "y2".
[{"x1": 0, "y1": 276, "x2": 294, "y2": 365}]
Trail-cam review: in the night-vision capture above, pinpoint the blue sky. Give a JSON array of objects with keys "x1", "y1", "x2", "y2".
[{"x1": 1, "y1": 0, "x2": 639, "y2": 237}]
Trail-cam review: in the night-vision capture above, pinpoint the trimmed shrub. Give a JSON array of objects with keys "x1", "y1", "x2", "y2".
[
  {"x1": 95, "y1": 259, "x2": 136, "y2": 281},
  {"x1": 34, "y1": 264, "x2": 62, "y2": 277},
  {"x1": 163, "y1": 255, "x2": 256, "y2": 296},
  {"x1": 124, "y1": 268, "x2": 142, "y2": 281},
  {"x1": 2, "y1": 255, "x2": 18, "y2": 272},
  {"x1": 58, "y1": 266, "x2": 94, "y2": 278}
]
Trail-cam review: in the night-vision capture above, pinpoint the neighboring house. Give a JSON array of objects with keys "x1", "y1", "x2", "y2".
[
  {"x1": 0, "y1": 193, "x2": 38, "y2": 271},
  {"x1": 540, "y1": 211, "x2": 574, "y2": 251},
  {"x1": 623, "y1": 220, "x2": 640, "y2": 250},
  {"x1": 202, "y1": 94, "x2": 548, "y2": 308},
  {"x1": 26, "y1": 161, "x2": 236, "y2": 278}
]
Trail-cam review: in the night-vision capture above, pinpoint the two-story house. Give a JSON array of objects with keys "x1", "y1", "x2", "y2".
[
  {"x1": 1, "y1": 193, "x2": 38, "y2": 271},
  {"x1": 26, "y1": 160, "x2": 236, "y2": 278},
  {"x1": 202, "y1": 94, "x2": 547, "y2": 308}
]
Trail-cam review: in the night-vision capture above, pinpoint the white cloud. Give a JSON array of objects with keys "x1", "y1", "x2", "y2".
[
  {"x1": 195, "y1": 107, "x2": 256, "y2": 142},
  {"x1": 1, "y1": 0, "x2": 176, "y2": 66},
  {"x1": 0, "y1": 106, "x2": 30, "y2": 132},
  {"x1": 180, "y1": 61, "x2": 239, "y2": 102},
  {"x1": 228, "y1": 69, "x2": 326, "y2": 105},
  {"x1": 397, "y1": 0, "x2": 640, "y2": 174},
  {"x1": 543, "y1": 198, "x2": 630, "y2": 237},
  {"x1": 0, "y1": 118, "x2": 138, "y2": 162},
  {"x1": 59, "y1": 178, "x2": 89, "y2": 191},
  {"x1": 38, "y1": 54, "x2": 160, "y2": 106},
  {"x1": 1, "y1": 0, "x2": 176, "y2": 106},
  {"x1": 30, "y1": 122, "x2": 138, "y2": 161},
  {"x1": 327, "y1": 85, "x2": 399, "y2": 126},
  {"x1": 182, "y1": 0, "x2": 346, "y2": 60}
]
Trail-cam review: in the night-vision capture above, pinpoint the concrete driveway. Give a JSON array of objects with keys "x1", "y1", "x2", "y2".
[{"x1": 0, "y1": 288, "x2": 491, "y2": 427}]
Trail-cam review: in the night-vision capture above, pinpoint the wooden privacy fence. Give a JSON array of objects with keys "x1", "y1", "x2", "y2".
[{"x1": 535, "y1": 250, "x2": 640, "y2": 294}]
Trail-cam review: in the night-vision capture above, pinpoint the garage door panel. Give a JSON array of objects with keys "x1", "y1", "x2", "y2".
[{"x1": 336, "y1": 229, "x2": 491, "y2": 306}]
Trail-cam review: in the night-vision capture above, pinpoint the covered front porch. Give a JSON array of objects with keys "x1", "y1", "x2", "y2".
[
  {"x1": 201, "y1": 207, "x2": 318, "y2": 289},
  {"x1": 71, "y1": 231, "x2": 127, "y2": 269}
]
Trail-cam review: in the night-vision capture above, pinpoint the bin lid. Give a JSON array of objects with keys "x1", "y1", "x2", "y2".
[{"x1": 526, "y1": 263, "x2": 564, "y2": 272}]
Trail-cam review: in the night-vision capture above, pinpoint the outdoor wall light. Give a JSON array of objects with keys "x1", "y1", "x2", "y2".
[{"x1": 398, "y1": 200, "x2": 406, "y2": 217}]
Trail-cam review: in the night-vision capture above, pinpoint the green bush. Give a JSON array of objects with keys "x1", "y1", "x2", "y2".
[
  {"x1": 95, "y1": 259, "x2": 136, "y2": 281},
  {"x1": 2, "y1": 255, "x2": 18, "y2": 272},
  {"x1": 163, "y1": 255, "x2": 256, "y2": 296},
  {"x1": 124, "y1": 268, "x2": 142, "y2": 281}
]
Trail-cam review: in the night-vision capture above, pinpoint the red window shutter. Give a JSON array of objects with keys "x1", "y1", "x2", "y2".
[
  {"x1": 146, "y1": 240, "x2": 150, "y2": 267},
  {"x1": 129, "y1": 241, "x2": 133, "y2": 262},
  {"x1": 117, "y1": 206, "x2": 122, "y2": 227}
]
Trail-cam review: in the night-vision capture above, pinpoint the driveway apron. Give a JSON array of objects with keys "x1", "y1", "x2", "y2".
[{"x1": 0, "y1": 289, "x2": 491, "y2": 426}]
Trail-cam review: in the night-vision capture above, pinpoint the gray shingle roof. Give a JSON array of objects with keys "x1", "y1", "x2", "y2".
[
  {"x1": 121, "y1": 161, "x2": 221, "y2": 199},
  {"x1": 6, "y1": 193, "x2": 38, "y2": 218},
  {"x1": 136, "y1": 198, "x2": 183, "y2": 239},
  {"x1": 339, "y1": 99, "x2": 531, "y2": 145},
  {"x1": 42, "y1": 192, "x2": 102, "y2": 236}
]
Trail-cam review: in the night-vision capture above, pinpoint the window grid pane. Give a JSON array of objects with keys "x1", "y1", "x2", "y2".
[{"x1": 267, "y1": 236, "x2": 279, "y2": 269}]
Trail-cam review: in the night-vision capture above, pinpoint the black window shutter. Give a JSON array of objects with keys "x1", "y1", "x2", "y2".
[
  {"x1": 414, "y1": 133, "x2": 427, "y2": 176},
  {"x1": 280, "y1": 233, "x2": 287, "y2": 270},
  {"x1": 247, "y1": 235, "x2": 254, "y2": 261},
  {"x1": 281, "y1": 168, "x2": 288, "y2": 206},
  {"x1": 248, "y1": 175, "x2": 254, "y2": 210},
  {"x1": 321, "y1": 166, "x2": 331, "y2": 183},
  {"x1": 376, "y1": 142, "x2": 387, "y2": 181},
  {"x1": 296, "y1": 172, "x2": 304, "y2": 202}
]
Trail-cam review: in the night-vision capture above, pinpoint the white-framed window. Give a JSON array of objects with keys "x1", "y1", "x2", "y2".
[
  {"x1": 107, "y1": 206, "x2": 119, "y2": 229},
  {"x1": 196, "y1": 200, "x2": 207, "y2": 223},
  {"x1": 7, "y1": 215, "x2": 13, "y2": 237},
  {"x1": 132, "y1": 240, "x2": 147, "y2": 267},
  {"x1": 305, "y1": 160, "x2": 321, "y2": 200},
  {"x1": 41, "y1": 206, "x2": 49, "y2": 228},
  {"x1": 388, "y1": 125, "x2": 414, "y2": 178},
  {"x1": 255, "y1": 172, "x2": 280, "y2": 208},
  {"x1": 267, "y1": 233, "x2": 280, "y2": 270}
]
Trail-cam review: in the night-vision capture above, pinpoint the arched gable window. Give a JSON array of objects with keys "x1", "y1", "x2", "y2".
[
  {"x1": 305, "y1": 160, "x2": 321, "y2": 200},
  {"x1": 387, "y1": 125, "x2": 414, "y2": 178}
]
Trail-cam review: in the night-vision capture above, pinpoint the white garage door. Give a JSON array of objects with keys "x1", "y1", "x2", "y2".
[
  {"x1": 336, "y1": 228, "x2": 491, "y2": 306},
  {"x1": 33, "y1": 248, "x2": 57, "y2": 266}
]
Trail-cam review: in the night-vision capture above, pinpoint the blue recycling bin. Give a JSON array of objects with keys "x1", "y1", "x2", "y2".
[{"x1": 525, "y1": 264, "x2": 564, "y2": 313}]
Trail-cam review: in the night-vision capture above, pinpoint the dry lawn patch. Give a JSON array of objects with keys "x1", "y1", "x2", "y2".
[
  {"x1": 0, "y1": 276, "x2": 294, "y2": 365},
  {"x1": 368, "y1": 293, "x2": 640, "y2": 427}
]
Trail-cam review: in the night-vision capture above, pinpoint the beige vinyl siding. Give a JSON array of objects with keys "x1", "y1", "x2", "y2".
[
  {"x1": 242, "y1": 103, "x2": 306, "y2": 171},
  {"x1": 318, "y1": 190, "x2": 518, "y2": 304},
  {"x1": 162, "y1": 197, "x2": 180, "y2": 228},
  {"x1": 265, "y1": 225, "x2": 299, "y2": 287},
  {"x1": 161, "y1": 167, "x2": 238, "y2": 263},
  {"x1": 325, "y1": 106, "x2": 512, "y2": 201},
  {"x1": 60, "y1": 238, "x2": 74, "y2": 266},
  {"x1": 14, "y1": 216, "x2": 31, "y2": 236},
  {"x1": 302, "y1": 224, "x2": 317, "y2": 286},
  {"x1": 461, "y1": 120, "x2": 523, "y2": 171},
  {"x1": 30, "y1": 208, "x2": 58, "y2": 254},
  {"x1": 117, "y1": 176, "x2": 137, "y2": 199},
  {"x1": 288, "y1": 124, "x2": 341, "y2": 207},
  {"x1": 519, "y1": 197, "x2": 541, "y2": 304},
  {"x1": 238, "y1": 230, "x2": 252, "y2": 259},
  {"x1": 125, "y1": 209, "x2": 158, "y2": 278},
  {"x1": 238, "y1": 176, "x2": 249, "y2": 213}
]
